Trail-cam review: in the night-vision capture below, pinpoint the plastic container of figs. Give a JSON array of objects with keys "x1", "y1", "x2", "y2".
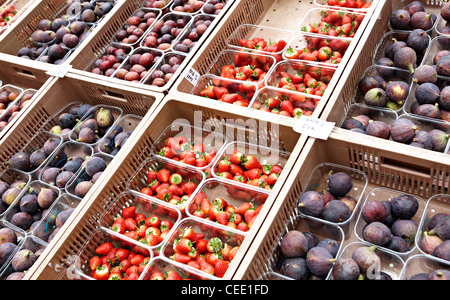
[
  {"x1": 387, "y1": 0, "x2": 440, "y2": 35},
  {"x1": 297, "y1": 162, "x2": 368, "y2": 233},
  {"x1": 65, "y1": 153, "x2": 113, "y2": 200},
  {"x1": 340, "y1": 103, "x2": 399, "y2": 133},
  {"x1": 211, "y1": 141, "x2": 292, "y2": 193},
  {"x1": 140, "y1": 256, "x2": 216, "y2": 280},
  {"x1": 170, "y1": 0, "x2": 204, "y2": 15},
  {"x1": 400, "y1": 254, "x2": 450, "y2": 280},
  {"x1": 354, "y1": 187, "x2": 426, "y2": 259},
  {"x1": 0, "y1": 234, "x2": 47, "y2": 280},
  {"x1": 150, "y1": 122, "x2": 227, "y2": 172},
  {"x1": 141, "y1": 51, "x2": 188, "y2": 90},
  {"x1": 0, "y1": 168, "x2": 31, "y2": 220},
  {"x1": 97, "y1": 114, "x2": 143, "y2": 158},
  {"x1": 0, "y1": 219, "x2": 27, "y2": 277},
  {"x1": 328, "y1": 241, "x2": 405, "y2": 280},
  {"x1": 40, "y1": 102, "x2": 84, "y2": 140},
  {"x1": 98, "y1": 190, "x2": 182, "y2": 256},
  {"x1": 84, "y1": 42, "x2": 134, "y2": 77},
  {"x1": 160, "y1": 217, "x2": 247, "y2": 279},
  {"x1": 435, "y1": 12, "x2": 450, "y2": 37},
  {"x1": 38, "y1": 141, "x2": 94, "y2": 190},
  {"x1": 421, "y1": 36, "x2": 450, "y2": 80},
  {"x1": 266, "y1": 212, "x2": 345, "y2": 280},
  {"x1": 414, "y1": 194, "x2": 450, "y2": 265},
  {"x1": 201, "y1": 0, "x2": 230, "y2": 16},
  {"x1": 30, "y1": 193, "x2": 82, "y2": 244}
]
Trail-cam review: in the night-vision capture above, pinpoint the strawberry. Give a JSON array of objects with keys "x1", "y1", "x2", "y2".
[
  {"x1": 267, "y1": 173, "x2": 279, "y2": 186},
  {"x1": 145, "y1": 215, "x2": 161, "y2": 228},
  {"x1": 196, "y1": 239, "x2": 208, "y2": 254},
  {"x1": 111, "y1": 222, "x2": 126, "y2": 234},
  {"x1": 208, "y1": 205, "x2": 222, "y2": 221},
  {"x1": 187, "y1": 260, "x2": 200, "y2": 270},
  {"x1": 169, "y1": 184, "x2": 184, "y2": 196},
  {"x1": 90, "y1": 256, "x2": 102, "y2": 271},
  {"x1": 201, "y1": 198, "x2": 213, "y2": 216},
  {"x1": 146, "y1": 170, "x2": 158, "y2": 184},
  {"x1": 169, "y1": 173, "x2": 183, "y2": 185},
  {"x1": 160, "y1": 220, "x2": 174, "y2": 232},
  {"x1": 206, "y1": 237, "x2": 224, "y2": 253},
  {"x1": 182, "y1": 227, "x2": 199, "y2": 243},
  {"x1": 157, "y1": 169, "x2": 171, "y2": 183},
  {"x1": 150, "y1": 271, "x2": 165, "y2": 280},
  {"x1": 173, "y1": 252, "x2": 192, "y2": 264},
  {"x1": 146, "y1": 234, "x2": 163, "y2": 247},
  {"x1": 218, "y1": 159, "x2": 231, "y2": 173},
  {"x1": 93, "y1": 264, "x2": 110, "y2": 280},
  {"x1": 145, "y1": 226, "x2": 161, "y2": 236},
  {"x1": 158, "y1": 146, "x2": 177, "y2": 159},
  {"x1": 244, "y1": 168, "x2": 262, "y2": 180},
  {"x1": 214, "y1": 259, "x2": 229, "y2": 278},
  {"x1": 233, "y1": 173, "x2": 247, "y2": 184},
  {"x1": 212, "y1": 197, "x2": 228, "y2": 209},
  {"x1": 229, "y1": 151, "x2": 245, "y2": 165},
  {"x1": 108, "y1": 273, "x2": 122, "y2": 280},
  {"x1": 175, "y1": 238, "x2": 193, "y2": 254},
  {"x1": 135, "y1": 213, "x2": 146, "y2": 226},
  {"x1": 235, "y1": 202, "x2": 253, "y2": 216},
  {"x1": 221, "y1": 244, "x2": 232, "y2": 261},
  {"x1": 199, "y1": 259, "x2": 215, "y2": 276},
  {"x1": 115, "y1": 248, "x2": 130, "y2": 262},
  {"x1": 244, "y1": 209, "x2": 258, "y2": 224},
  {"x1": 280, "y1": 100, "x2": 294, "y2": 114},
  {"x1": 130, "y1": 254, "x2": 144, "y2": 266},
  {"x1": 243, "y1": 155, "x2": 262, "y2": 170},
  {"x1": 122, "y1": 206, "x2": 136, "y2": 220},
  {"x1": 157, "y1": 187, "x2": 172, "y2": 201},
  {"x1": 237, "y1": 222, "x2": 249, "y2": 232},
  {"x1": 216, "y1": 211, "x2": 231, "y2": 225},
  {"x1": 124, "y1": 218, "x2": 137, "y2": 231},
  {"x1": 182, "y1": 181, "x2": 197, "y2": 196},
  {"x1": 206, "y1": 252, "x2": 221, "y2": 267},
  {"x1": 229, "y1": 163, "x2": 244, "y2": 175},
  {"x1": 270, "y1": 164, "x2": 283, "y2": 175},
  {"x1": 96, "y1": 242, "x2": 115, "y2": 256},
  {"x1": 230, "y1": 246, "x2": 240, "y2": 261},
  {"x1": 165, "y1": 270, "x2": 184, "y2": 280}
]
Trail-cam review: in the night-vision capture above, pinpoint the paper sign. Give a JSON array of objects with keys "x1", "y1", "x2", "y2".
[
  {"x1": 185, "y1": 68, "x2": 201, "y2": 86},
  {"x1": 293, "y1": 115, "x2": 335, "y2": 140},
  {"x1": 46, "y1": 64, "x2": 72, "y2": 78}
]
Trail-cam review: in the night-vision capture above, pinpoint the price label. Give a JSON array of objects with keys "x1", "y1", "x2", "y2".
[
  {"x1": 185, "y1": 68, "x2": 201, "y2": 86},
  {"x1": 47, "y1": 64, "x2": 72, "y2": 78},
  {"x1": 293, "y1": 115, "x2": 335, "y2": 140}
]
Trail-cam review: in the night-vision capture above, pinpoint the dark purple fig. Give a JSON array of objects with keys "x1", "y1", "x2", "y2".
[
  {"x1": 359, "y1": 76, "x2": 380, "y2": 95},
  {"x1": 439, "y1": 86, "x2": 450, "y2": 111},
  {"x1": 297, "y1": 191, "x2": 324, "y2": 217},
  {"x1": 372, "y1": 75, "x2": 388, "y2": 90},
  {"x1": 280, "y1": 257, "x2": 308, "y2": 280},
  {"x1": 11, "y1": 249, "x2": 36, "y2": 272},
  {"x1": 353, "y1": 115, "x2": 371, "y2": 129},
  {"x1": 19, "y1": 194, "x2": 39, "y2": 215},
  {"x1": 391, "y1": 219, "x2": 418, "y2": 244},
  {"x1": 114, "y1": 132, "x2": 131, "y2": 149},
  {"x1": 96, "y1": 108, "x2": 114, "y2": 128},
  {"x1": 0, "y1": 227, "x2": 17, "y2": 245},
  {"x1": 390, "y1": 9, "x2": 411, "y2": 30},
  {"x1": 391, "y1": 194, "x2": 419, "y2": 219},
  {"x1": 429, "y1": 269, "x2": 450, "y2": 280},
  {"x1": 56, "y1": 171, "x2": 74, "y2": 188},
  {"x1": 362, "y1": 222, "x2": 392, "y2": 247},
  {"x1": 303, "y1": 232, "x2": 320, "y2": 250},
  {"x1": 7, "y1": 152, "x2": 30, "y2": 172},
  {"x1": 364, "y1": 88, "x2": 387, "y2": 107},
  {"x1": 77, "y1": 127, "x2": 96, "y2": 144},
  {"x1": 415, "y1": 82, "x2": 441, "y2": 105},
  {"x1": 59, "y1": 113, "x2": 77, "y2": 129},
  {"x1": 362, "y1": 200, "x2": 389, "y2": 224},
  {"x1": 332, "y1": 257, "x2": 360, "y2": 280},
  {"x1": 415, "y1": 103, "x2": 440, "y2": 119},
  {"x1": 306, "y1": 246, "x2": 336, "y2": 276},
  {"x1": 41, "y1": 167, "x2": 61, "y2": 185},
  {"x1": 387, "y1": 39, "x2": 407, "y2": 60},
  {"x1": 386, "y1": 81, "x2": 410, "y2": 104},
  {"x1": 410, "y1": 12, "x2": 435, "y2": 31},
  {"x1": 10, "y1": 212, "x2": 34, "y2": 230},
  {"x1": 350, "y1": 128, "x2": 367, "y2": 135},
  {"x1": 351, "y1": 245, "x2": 381, "y2": 274},
  {"x1": 413, "y1": 65, "x2": 438, "y2": 84},
  {"x1": 55, "y1": 208, "x2": 75, "y2": 227},
  {"x1": 328, "y1": 172, "x2": 353, "y2": 197},
  {"x1": 405, "y1": 1, "x2": 425, "y2": 15},
  {"x1": 432, "y1": 240, "x2": 450, "y2": 261},
  {"x1": 37, "y1": 187, "x2": 58, "y2": 209},
  {"x1": 420, "y1": 231, "x2": 444, "y2": 255},
  {"x1": 443, "y1": 2, "x2": 450, "y2": 22},
  {"x1": 75, "y1": 180, "x2": 94, "y2": 198},
  {"x1": 43, "y1": 138, "x2": 60, "y2": 156},
  {"x1": 428, "y1": 213, "x2": 450, "y2": 231},
  {"x1": 409, "y1": 273, "x2": 430, "y2": 280},
  {"x1": 316, "y1": 238, "x2": 340, "y2": 258},
  {"x1": 390, "y1": 118, "x2": 418, "y2": 143},
  {"x1": 386, "y1": 235, "x2": 410, "y2": 253},
  {"x1": 280, "y1": 230, "x2": 309, "y2": 258},
  {"x1": 366, "y1": 120, "x2": 390, "y2": 140},
  {"x1": 6, "y1": 272, "x2": 25, "y2": 280},
  {"x1": 84, "y1": 156, "x2": 107, "y2": 177},
  {"x1": 323, "y1": 200, "x2": 352, "y2": 223},
  {"x1": 394, "y1": 47, "x2": 417, "y2": 74},
  {"x1": 2, "y1": 187, "x2": 23, "y2": 206},
  {"x1": 428, "y1": 129, "x2": 450, "y2": 152},
  {"x1": 0, "y1": 243, "x2": 17, "y2": 265},
  {"x1": 436, "y1": 55, "x2": 450, "y2": 77},
  {"x1": 428, "y1": 216, "x2": 450, "y2": 240},
  {"x1": 434, "y1": 50, "x2": 450, "y2": 65},
  {"x1": 0, "y1": 181, "x2": 9, "y2": 197},
  {"x1": 342, "y1": 118, "x2": 365, "y2": 131},
  {"x1": 320, "y1": 190, "x2": 337, "y2": 206},
  {"x1": 47, "y1": 44, "x2": 65, "y2": 62},
  {"x1": 340, "y1": 196, "x2": 357, "y2": 213},
  {"x1": 80, "y1": 118, "x2": 99, "y2": 133},
  {"x1": 413, "y1": 130, "x2": 434, "y2": 150},
  {"x1": 61, "y1": 159, "x2": 82, "y2": 174},
  {"x1": 29, "y1": 150, "x2": 48, "y2": 169},
  {"x1": 91, "y1": 172, "x2": 103, "y2": 184}
]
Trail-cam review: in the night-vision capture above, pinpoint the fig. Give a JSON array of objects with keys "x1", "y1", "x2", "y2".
[
  {"x1": 413, "y1": 130, "x2": 434, "y2": 150},
  {"x1": 59, "y1": 113, "x2": 77, "y2": 129},
  {"x1": 428, "y1": 216, "x2": 450, "y2": 240},
  {"x1": 443, "y1": 2, "x2": 450, "y2": 22},
  {"x1": 394, "y1": 47, "x2": 417, "y2": 74},
  {"x1": 280, "y1": 257, "x2": 309, "y2": 280},
  {"x1": 436, "y1": 55, "x2": 450, "y2": 77},
  {"x1": 409, "y1": 273, "x2": 430, "y2": 280},
  {"x1": 29, "y1": 150, "x2": 48, "y2": 170},
  {"x1": 80, "y1": 118, "x2": 99, "y2": 133},
  {"x1": 362, "y1": 200, "x2": 389, "y2": 224},
  {"x1": 323, "y1": 200, "x2": 352, "y2": 223},
  {"x1": 386, "y1": 236, "x2": 410, "y2": 253},
  {"x1": 432, "y1": 240, "x2": 450, "y2": 261},
  {"x1": 405, "y1": 1, "x2": 425, "y2": 15},
  {"x1": 11, "y1": 212, "x2": 34, "y2": 230},
  {"x1": 364, "y1": 88, "x2": 387, "y2": 107},
  {"x1": 390, "y1": 118, "x2": 418, "y2": 144},
  {"x1": 391, "y1": 194, "x2": 419, "y2": 220},
  {"x1": 366, "y1": 120, "x2": 390, "y2": 140},
  {"x1": 410, "y1": 14, "x2": 434, "y2": 32},
  {"x1": 386, "y1": 81, "x2": 410, "y2": 104},
  {"x1": 362, "y1": 222, "x2": 392, "y2": 247},
  {"x1": 428, "y1": 129, "x2": 450, "y2": 152},
  {"x1": 0, "y1": 242, "x2": 17, "y2": 265},
  {"x1": 114, "y1": 132, "x2": 131, "y2": 149},
  {"x1": 2, "y1": 187, "x2": 23, "y2": 206},
  {"x1": 351, "y1": 245, "x2": 381, "y2": 274},
  {"x1": 77, "y1": 104, "x2": 94, "y2": 119},
  {"x1": 342, "y1": 118, "x2": 365, "y2": 131},
  {"x1": 75, "y1": 180, "x2": 94, "y2": 198},
  {"x1": 328, "y1": 172, "x2": 353, "y2": 197},
  {"x1": 386, "y1": 39, "x2": 407, "y2": 60},
  {"x1": 306, "y1": 246, "x2": 336, "y2": 276},
  {"x1": 61, "y1": 159, "x2": 82, "y2": 174},
  {"x1": 353, "y1": 115, "x2": 371, "y2": 129},
  {"x1": 0, "y1": 228, "x2": 17, "y2": 245},
  {"x1": 11, "y1": 249, "x2": 36, "y2": 272},
  {"x1": 316, "y1": 238, "x2": 340, "y2": 258},
  {"x1": 391, "y1": 219, "x2": 418, "y2": 244},
  {"x1": 37, "y1": 188, "x2": 58, "y2": 209},
  {"x1": 429, "y1": 269, "x2": 450, "y2": 280},
  {"x1": 56, "y1": 171, "x2": 74, "y2": 188},
  {"x1": 359, "y1": 76, "x2": 380, "y2": 95},
  {"x1": 413, "y1": 65, "x2": 437, "y2": 84},
  {"x1": 47, "y1": 44, "x2": 65, "y2": 62},
  {"x1": 84, "y1": 156, "x2": 107, "y2": 177},
  {"x1": 55, "y1": 208, "x2": 75, "y2": 227},
  {"x1": 297, "y1": 191, "x2": 324, "y2": 217},
  {"x1": 6, "y1": 272, "x2": 25, "y2": 280},
  {"x1": 41, "y1": 167, "x2": 61, "y2": 185},
  {"x1": 19, "y1": 194, "x2": 39, "y2": 215},
  {"x1": 428, "y1": 213, "x2": 450, "y2": 231},
  {"x1": 280, "y1": 230, "x2": 309, "y2": 258},
  {"x1": 434, "y1": 51, "x2": 450, "y2": 65},
  {"x1": 390, "y1": 9, "x2": 411, "y2": 30},
  {"x1": 332, "y1": 257, "x2": 360, "y2": 280},
  {"x1": 420, "y1": 231, "x2": 444, "y2": 255},
  {"x1": 415, "y1": 82, "x2": 441, "y2": 105},
  {"x1": 77, "y1": 127, "x2": 96, "y2": 144},
  {"x1": 439, "y1": 86, "x2": 450, "y2": 111},
  {"x1": 7, "y1": 152, "x2": 30, "y2": 172},
  {"x1": 415, "y1": 103, "x2": 440, "y2": 119},
  {"x1": 340, "y1": 196, "x2": 357, "y2": 213},
  {"x1": 376, "y1": 58, "x2": 396, "y2": 76},
  {"x1": 96, "y1": 108, "x2": 114, "y2": 128},
  {"x1": 91, "y1": 172, "x2": 103, "y2": 184},
  {"x1": 43, "y1": 138, "x2": 60, "y2": 156},
  {"x1": 303, "y1": 232, "x2": 320, "y2": 250}
]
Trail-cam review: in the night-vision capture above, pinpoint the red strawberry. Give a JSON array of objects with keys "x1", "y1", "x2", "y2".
[
  {"x1": 235, "y1": 202, "x2": 253, "y2": 216},
  {"x1": 150, "y1": 271, "x2": 165, "y2": 280},
  {"x1": 169, "y1": 173, "x2": 183, "y2": 185},
  {"x1": 212, "y1": 197, "x2": 228, "y2": 209},
  {"x1": 115, "y1": 248, "x2": 130, "y2": 262},
  {"x1": 96, "y1": 242, "x2": 115, "y2": 256},
  {"x1": 237, "y1": 222, "x2": 249, "y2": 232},
  {"x1": 130, "y1": 254, "x2": 144, "y2": 266},
  {"x1": 175, "y1": 238, "x2": 193, "y2": 254},
  {"x1": 267, "y1": 173, "x2": 279, "y2": 186},
  {"x1": 229, "y1": 151, "x2": 245, "y2": 165},
  {"x1": 146, "y1": 170, "x2": 158, "y2": 184},
  {"x1": 90, "y1": 256, "x2": 101, "y2": 271},
  {"x1": 93, "y1": 264, "x2": 110, "y2": 280},
  {"x1": 216, "y1": 211, "x2": 231, "y2": 225},
  {"x1": 182, "y1": 227, "x2": 199, "y2": 243},
  {"x1": 214, "y1": 259, "x2": 229, "y2": 278},
  {"x1": 122, "y1": 206, "x2": 136, "y2": 219},
  {"x1": 160, "y1": 220, "x2": 174, "y2": 232},
  {"x1": 244, "y1": 168, "x2": 262, "y2": 180},
  {"x1": 124, "y1": 218, "x2": 137, "y2": 231},
  {"x1": 158, "y1": 146, "x2": 177, "y2": 159},
  {"x1": 169, "y1": 184, "x2": 184, "y2": 196},
  {"x1": 208, "y1": 205, "x2": 222, "y2": 221},
  {"x1": 110, "y1": 222, "x2": 126, "y2": 234},
  {"x1": 146, "y1": 234, "x2": 163, "y2": 247},
  {"x1": 199, "y1": 259, "x2": 215, "y2": 276},
  {"x1": 243, "y1": 155, "x2": 262, "y2": 170},
  {"x1": 173, "y1": 252, "x2": 192, "y2": 264},
  {"x1": 229, "y1": 164, "x2": 244, "y2": 175},
  {"x1": 230, "y1": 246, "x2": 240, "y2": 261},
  {"x1": 270, "y1": 164, "x2": 283, "y2": 174},
  {"x1": 201, "y1": 198, "x2": 213, "y2": 216},
  {"x1": 165, "y1": 270, "x2": 184, "y2": 280},
  {"x1": 157, "y1": 169, "x2": 171, "y2": 183},
  {"x1": 182, "y1": 181, "x2": 197, "y2": 196},
  {"x1": 218, "y1": 159, "x2": 231, "y2": 173},
  {"x1": 206, "y1": 237, "x2": 224, "y2": 253},
  {"x1": 187, "y1": 260, "x2": 200, "y2": 270},
  {"x1": 196, "y1": 239, "x2": 208, "y2": 253},
  {"x1": 145, "y1": 215, "x2": 161, "y2": 228}
]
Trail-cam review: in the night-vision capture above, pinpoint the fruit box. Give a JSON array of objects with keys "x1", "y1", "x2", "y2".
[
  {"x1": 400, "y1": 254, "x2": 450, "y2": 280},
  {"x1": 170, "y1": 0, "x2": 377, "y2": 124},
  {"x1": 67, "y1": 0, "x2": 235, "y2": 93},
  {"x1": 29, "y1": 94, "x2": 307, "y2": 280},
  {"x1": 234, "y1": 130, "x2": 450, "y2": 279}
]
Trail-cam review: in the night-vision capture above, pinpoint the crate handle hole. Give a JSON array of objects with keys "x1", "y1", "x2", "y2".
[
  {"x1": 13, "y1": 67, "x2": 37, "y2": 80},
  {"x1": 101, "y1": 90, "x2": 127, "y2": 103},
  {"x1": 380, "y1": 157, "x2": 432, "y2": 179}
]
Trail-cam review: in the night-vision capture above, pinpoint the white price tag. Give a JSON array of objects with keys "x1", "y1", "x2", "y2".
[
  {"x1": 293, "y1": 115, "x2": 335, "y2": 140},
  {"x1": 185, "y1": 68, "x2": 201, "y2": 86},
  {"x1": 46, "y1": 64, "x2": 72, "y2": 78}
]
